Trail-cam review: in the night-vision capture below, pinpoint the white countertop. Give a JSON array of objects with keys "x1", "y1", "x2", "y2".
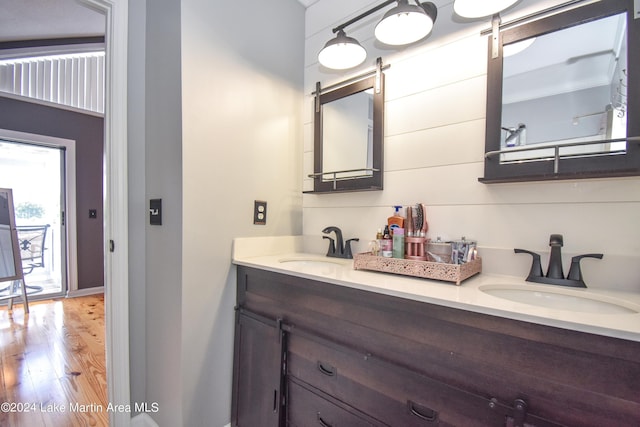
[{"x1": 232, "y1": 237, "x2": 640, "y2": 342}]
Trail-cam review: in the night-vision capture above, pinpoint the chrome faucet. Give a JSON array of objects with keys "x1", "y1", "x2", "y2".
[
  {"x1": 515, "y1": 234, "x2": 603, "y2": 288},
  {"x1": 322, "y1": 226, "x2": 359, "y2": 259}
]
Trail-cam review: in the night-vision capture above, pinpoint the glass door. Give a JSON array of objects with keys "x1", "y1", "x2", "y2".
[{"x1": 0, "y1": 140, "x2": 67, "y2": 299}]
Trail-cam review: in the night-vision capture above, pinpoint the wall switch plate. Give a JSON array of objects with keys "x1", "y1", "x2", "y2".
[
  {"x1": 254, "y1": 200, "x2": 267, "y2": 225},
  {"x1": 150, "y1": 199, "x2": 162, "y2": 225}
]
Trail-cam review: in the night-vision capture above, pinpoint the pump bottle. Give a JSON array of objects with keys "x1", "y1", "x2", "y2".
[
  {"x1": 381, "y1": 225, "x2": 393, "y2": 258},
  {"x1": 388, "y1": 205, "x2": 404, "y2": 232}
]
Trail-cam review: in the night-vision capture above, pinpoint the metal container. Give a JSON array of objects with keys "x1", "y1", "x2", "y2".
[
  {"x1": 450, "y1": 237, "x2": 477, "y2": 265},
  {"x1": 427, "y1": 238, "x2": 452, "y2": 263}
]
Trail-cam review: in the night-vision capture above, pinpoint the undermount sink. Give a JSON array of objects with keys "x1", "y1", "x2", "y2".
[
  {"x1": 479, "y1": 284, "x2": 640, "y2": 315},
  {"x1": 277, "y1": 257, "x2": 348, "y2": 269}
]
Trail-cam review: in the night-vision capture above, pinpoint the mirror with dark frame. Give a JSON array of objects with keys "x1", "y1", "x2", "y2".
[
  {"x1": 309, "y1": 65, "x2": 384, "y2": 193},
  {"x1": 481, "y1": 0, "x2": 639, "y2": 183},
  {"x1": 0, "y1": 188, "x2": 22, "y2": 282}
]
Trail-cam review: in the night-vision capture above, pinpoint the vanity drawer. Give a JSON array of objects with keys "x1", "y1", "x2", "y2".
[
  {"x1": 287, "y1": 330, "x2": 516, "y2": 427},
  {"x1": 287, "y1": 378, "x2": 383, "y2": 427}
]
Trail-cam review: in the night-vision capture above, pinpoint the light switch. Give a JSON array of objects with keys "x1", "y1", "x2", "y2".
[{"x1": 150, "y1": 199, "x2": 162, "y2": 225}]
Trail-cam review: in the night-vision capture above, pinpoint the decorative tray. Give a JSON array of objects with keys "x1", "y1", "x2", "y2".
[{"x1": 353, "y1": 252, "x2": 481, "y2": 285}]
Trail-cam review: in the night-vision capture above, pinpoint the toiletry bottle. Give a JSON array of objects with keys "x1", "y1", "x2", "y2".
[
  {"x1": 375, "y1": 228, "x2": 383, "y2": 256},
  {"x1": 381, "y1": 225, "x2": 393, "y2": 258},
  {"x1": 369, "y1": 239, "x2": 380, "y2": 256},
  {"x1": 392, "y1": 228, "x2": 405, "y2": 259},
  {"x1": 388, "y1": 205, "x2": 404, "y2": 233}
]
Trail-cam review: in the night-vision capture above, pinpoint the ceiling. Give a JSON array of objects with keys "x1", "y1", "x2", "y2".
[
  {"x1": 0, "y1": 0, "x2": 105, "y2": 44},
  {"x1": 0, "y1": 0, "x2": 316, "y2": 44},
  {"x1": 0, "y1": 0, "x2": 318, "y2": 44},
  {"x1": 297, "y1": 0, "x2": 320, "y2": 7}
]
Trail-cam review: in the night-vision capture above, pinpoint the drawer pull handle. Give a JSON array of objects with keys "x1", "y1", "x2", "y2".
[
  {"x1": 408, "y1": 400, "x2": 438, "y2": 423},
  {"x1": 317, "y1": 412, "x2": 333, "y2": 427},
  {"x1": 317, "y1": 361, "x2": 336, "y2": 377}
]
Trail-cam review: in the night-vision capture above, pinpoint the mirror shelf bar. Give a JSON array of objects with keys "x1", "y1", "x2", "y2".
[
  {"x1": 485, "y1": 136, "x2": 640, "y2": 175},
  {"x1": 308, "y1": 168, "x2": 381, "y2": 191}
]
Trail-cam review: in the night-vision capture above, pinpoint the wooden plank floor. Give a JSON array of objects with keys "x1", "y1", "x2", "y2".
[{"x1": 0, "y1": 295, "x2": 108, "y2": 427}]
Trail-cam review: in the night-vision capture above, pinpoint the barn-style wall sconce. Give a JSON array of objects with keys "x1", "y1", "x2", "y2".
[{"x1": 318, "y1": 0, "x2": 437, "y2": 70}]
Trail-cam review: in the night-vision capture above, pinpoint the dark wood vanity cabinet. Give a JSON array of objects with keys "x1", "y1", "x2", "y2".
[
  {"x1": 231, "y1": 266, "x2": 640, "y2": 426},
  {"x1": 231, "y1": 310, "x2": 286, "y2": 427}
]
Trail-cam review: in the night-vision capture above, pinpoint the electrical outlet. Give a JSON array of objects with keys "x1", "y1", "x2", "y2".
[{"x1": 254, "y1": 200, "x2": 267, "y2": 225}]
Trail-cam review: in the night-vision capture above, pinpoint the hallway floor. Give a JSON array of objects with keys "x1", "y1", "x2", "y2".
[{"x1": 0, "y1": 294, "x2": 107, "y2": 426}]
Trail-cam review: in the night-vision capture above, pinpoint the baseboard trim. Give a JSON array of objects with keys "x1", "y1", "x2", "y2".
[
  {"x1": 131, "y1": 413, "x2": 159, "y2": 427},
  {"x1": 130, "y1": 413, "x2": 228, "y2": 427},
  {"x1": 66, "y1": 286, "x2": 104, "y2": 298},
  {"x1": 129, "y1": 414, "x2": 227, "y2": 427}
]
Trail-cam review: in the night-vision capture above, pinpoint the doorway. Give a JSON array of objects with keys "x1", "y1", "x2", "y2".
[
  {"x1": 0, "y1": 0, "x2": 130, "y2": 422},
  {"x1": 0, "y1": 129, "x2": 79, "y2": 300}
]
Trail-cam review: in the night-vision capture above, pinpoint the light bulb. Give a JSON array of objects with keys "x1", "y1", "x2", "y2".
[
  {"x1": 318, "y1": 30, "x2": 367, "y2": 70},
  {"x1": 375, "y1": 3, "x2": 434, "y2": 46}
]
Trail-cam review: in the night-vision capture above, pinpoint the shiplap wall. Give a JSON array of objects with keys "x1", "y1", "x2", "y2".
[
  {"x1": 0, "y1": 53, "x2": 105, "y2": 114},
  {"x1": 302, "y1": 0, "x2": 640, "y2": 292}
]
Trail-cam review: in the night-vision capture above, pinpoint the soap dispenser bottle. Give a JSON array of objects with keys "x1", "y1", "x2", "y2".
[{"x1": 388, "y1": 205, "x2": 404, "y2": 232}]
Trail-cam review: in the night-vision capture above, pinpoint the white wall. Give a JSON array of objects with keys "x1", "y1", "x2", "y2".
[
  {"x1": 144, "y1": 0, "x2": 184, "y2": 425},
  {"x1": 181, "y1": 0, "x2": 304, "y2": 426},
  {"x1": 302, "y1": 1, "x2": 640, "y2": 292},
  {"x1": 131, "y1": 0, "x2": 305, "y2": 425}
]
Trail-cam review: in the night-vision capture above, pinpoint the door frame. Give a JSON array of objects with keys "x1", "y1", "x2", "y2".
[
  {"x1": 0, "y1": 129, "x2": 77, "y2": 296},
  {"x1": 80, "y1": 0, "x2": 131, "y2": 425}
]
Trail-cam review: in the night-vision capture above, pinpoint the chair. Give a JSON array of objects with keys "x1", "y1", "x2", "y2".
[
  {"x1": 16, "y1": 225, "x2": 49, "y2": 295},
  {"x1": 16, "y1": 225, "x2": 50, "y2": 275}
]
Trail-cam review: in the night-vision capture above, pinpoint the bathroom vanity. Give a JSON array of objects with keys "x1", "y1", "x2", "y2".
[{"x1": 231, "y1": 238, "x2": 640, "y2": 426}]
